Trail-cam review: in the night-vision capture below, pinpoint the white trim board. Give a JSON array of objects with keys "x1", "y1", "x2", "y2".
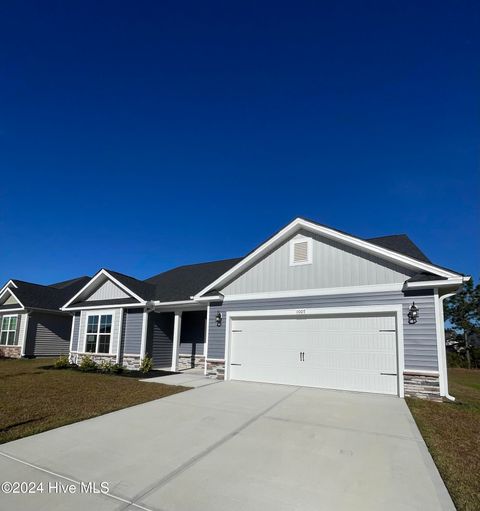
[
  {"x1": 222, "y1": 283, "x2": 404, "y2": 302},
  {"x1": 224, "y1": 304, "x2": 405, "y2": 398},
  {"x1": 406, "y1": 278, "x2": 465, "y2": 289},
  {"x1": 64, "y1": 303, "x2": 146, "y2": 311},
  {"x1": 195, "y1": 218, "x2": 462, "y2": 298},
  {"x1": 0, "y1": 280, "x2": 18, "y2": 296}
]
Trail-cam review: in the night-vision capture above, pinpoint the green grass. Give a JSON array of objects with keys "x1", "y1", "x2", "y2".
[
  {"x1": 407, "y1": 368, "x2": 480, "y2": 511},
  {"x1": 0, "y1": 357, "x2": 188, "y2": 444}
]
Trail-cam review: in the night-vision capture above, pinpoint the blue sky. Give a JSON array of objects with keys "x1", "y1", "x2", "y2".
[{"x1": 0, "y1": 1, "x2": 478, "y2": 285}]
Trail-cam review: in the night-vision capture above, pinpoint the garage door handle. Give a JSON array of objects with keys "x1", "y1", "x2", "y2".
[
  {"x1": 299, "y1": 352, "x2": 305, "y2": 362},
  {"x1": 230, "y1": 363, "x2": 242, "y2": 366},
  {"x1": 380, "y1": 372, "x2": 397, "y2": 376}
]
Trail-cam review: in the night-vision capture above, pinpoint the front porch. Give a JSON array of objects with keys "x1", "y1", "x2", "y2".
[{"x1": 146, "y1": 304, "x2": 208, "y2": 373}]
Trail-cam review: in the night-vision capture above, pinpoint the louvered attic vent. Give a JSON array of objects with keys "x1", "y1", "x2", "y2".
[{"x1": 290, "y1": 238, "x2": 312, "y2": 266}]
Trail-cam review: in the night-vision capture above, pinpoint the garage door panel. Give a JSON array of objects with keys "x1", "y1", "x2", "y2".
[{"x1": 229, "y1": 313, "x2": 398, "y2": 395}]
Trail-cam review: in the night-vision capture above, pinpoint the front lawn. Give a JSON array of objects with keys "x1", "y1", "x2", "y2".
[
  {"x1": 0, "y1": 358, "x2": 187, "y2": 444},
  {"x1": 407, "y1": 368, "x2": 480, "y2": 511}
]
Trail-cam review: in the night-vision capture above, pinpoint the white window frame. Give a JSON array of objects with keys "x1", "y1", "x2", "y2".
[
  {"x1": 289, "y1": 236, "x2": 313, "y2": 266},
  {"x1": 0, "y1": 314, "x2": 18, "y2": 346},
  {"x1": 83, "y1": 312, "x2": 114, "y2": 354}
]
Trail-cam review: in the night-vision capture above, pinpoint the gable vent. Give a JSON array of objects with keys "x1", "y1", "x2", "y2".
[
  {"x1": 290, "y1": 237, "x2": 312, "y2": 266},
  {"x1": 294, "y1": 241, "x2": 309, "y2": 263}
]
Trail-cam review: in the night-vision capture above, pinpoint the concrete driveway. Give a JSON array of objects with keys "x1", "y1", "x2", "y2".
[{"x1": 0, "y1": 379, "x2": 454, "y2": 511}]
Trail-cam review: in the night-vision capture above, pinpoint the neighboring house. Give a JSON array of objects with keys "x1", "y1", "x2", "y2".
[
  {"x1": 61, "y1": 217, "x2": 469, "y2": 400},
  {"x1": 0, "y1": 276, "x2": 90, "y2": 358}
]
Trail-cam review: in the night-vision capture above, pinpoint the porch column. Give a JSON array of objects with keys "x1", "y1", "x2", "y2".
[
  {"x1": 171, "y1": 311, "x2": 182, "y2": 371},
  {"x1": 140, "y1": 309, "x2": 149, "y2": 360}
]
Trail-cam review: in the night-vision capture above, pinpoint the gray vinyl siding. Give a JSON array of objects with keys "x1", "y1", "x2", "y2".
[
  {"x1": 122, "y1": 308, "x2": 144, "y2": 355},
  {"x1": 70, "y1": 312, "x2": 80, "y2": 351},
  {"x1": 221, "y1": 230, "x2": 415, "y2": 295},
  {"x1": 25, "y1": 312, "x2": 71, "y2": 357},
  {"x1": 146, "y1": 312, "x2": 174, "y2": 368},
  {"x1": 85, "y1": 280, "x2": 130, "y2": 301},
  {"x1": 207, "y1": 290, "x2": 438, "y2": 371}
]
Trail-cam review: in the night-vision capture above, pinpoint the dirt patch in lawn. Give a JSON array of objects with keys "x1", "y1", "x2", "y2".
[
  {"x1": 406, "y1": 368, "x2": 480, "y2": 511},
  {"x1": 0, "y1": 358, "x2": 188, "y2": 444}
]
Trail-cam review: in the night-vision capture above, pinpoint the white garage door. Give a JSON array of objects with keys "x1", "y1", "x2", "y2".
[{"x1": 229, "y1": 313, "x2": 398, "y2": 395}]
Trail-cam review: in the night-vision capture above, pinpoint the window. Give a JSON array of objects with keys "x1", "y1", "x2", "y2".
[
  {"x1": 0, "y1": 315, "x2": 18, "y2": 345},
  {"x1": 290, "y1": 237, "x2": 313, "y2": 266},
  {"x1": 85, "y1": 314, "x2": 112, "y2": 353}
]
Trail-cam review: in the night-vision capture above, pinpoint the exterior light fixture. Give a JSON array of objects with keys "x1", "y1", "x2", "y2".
[
  {"x1": 215, "y1": 312, "x2": 223, "y2": 327},
  {"x1": 407, "y1": 302, "x2": 419, "y2": 324}
]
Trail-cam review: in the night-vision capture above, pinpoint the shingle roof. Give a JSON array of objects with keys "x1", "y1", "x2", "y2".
[
  {"x1": 365, "y1": 234, "x2": 431, "y2": 263},
  {"x1": 143, "y1": 258, "x2": 242, "y2": 302},
  {"x1": 65, "y1": 219, "x2": 461, "y2": 307},
  {"x1": 105, "y1": 270, "x2": 156, "y2": 300},
  {"x1": 6, "y1": 277, "x2": 90, "y2": 311}
]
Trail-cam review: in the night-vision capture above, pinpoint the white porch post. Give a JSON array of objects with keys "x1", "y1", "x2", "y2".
[
  {"x1": 117, "y1": 308, "x2": 124, "y2": 364},
  {"x1": 140, "y1": 309, "x2": 149, "y2": 360},
  {"x1": 20, "y1": 312, "x2": 30, "y2": 358},
  {"x1": 171, "y1": 311, "x2": 182, "y2": 371}
]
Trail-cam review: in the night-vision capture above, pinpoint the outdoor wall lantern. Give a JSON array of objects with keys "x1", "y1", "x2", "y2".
[
  {"x1": 407, "y1": 302, "x2": 419, "y2": 324},
  {"x1": 215, "y1": 312, "x2": 223, "y2": 327}
]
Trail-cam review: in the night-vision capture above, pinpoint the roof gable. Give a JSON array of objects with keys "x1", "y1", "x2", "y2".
[
  {"x1": 62, "y1": 270, "x2": 149, "y2": 310},
  {"x1": 0, "y1": 276, "x2": 90, "y2": 311},
  {"x1": 84, "y1": 279, "x2": 131, "y2": 302},
  {"x1": 195, "y1": 218, "x2": 462, "y2": 298},
  {"x1": 0, "y1": 287, "x2": 24, "y2": 310},
  {"x1": 221, "y1": 230, "x2": 417, "y2": 295}
]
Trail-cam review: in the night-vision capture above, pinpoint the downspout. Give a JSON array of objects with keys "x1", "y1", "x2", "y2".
[{"x1": 439, "y1": 291, "x2": 458, "y2": 401}]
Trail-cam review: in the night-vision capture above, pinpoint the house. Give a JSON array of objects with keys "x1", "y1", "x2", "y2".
[
  {"x1": 61, "y1": 217, "x2": 469, "y2": 400},
  {"x1": 0, "y1": 276, "x2": 90, "y2": 358}
]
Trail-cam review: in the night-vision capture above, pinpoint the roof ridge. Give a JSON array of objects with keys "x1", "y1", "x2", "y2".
[
  {"x1": 104, "y1": 268, "x2": 154, "y2": 284},
  {"x1": 366, "y1": 234, "x2": 409, "y2": 240},
  {"x1": 13, "y1": 280, "x2": 57, "y2": 290}
]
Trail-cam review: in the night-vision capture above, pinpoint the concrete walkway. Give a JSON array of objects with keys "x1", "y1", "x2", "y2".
[
  {"x1": 140, "y1": 370, "x2": 217, "y2": 388},
  {"x1": 0, "y1": 381, "x2": 454, "y2": 511}
]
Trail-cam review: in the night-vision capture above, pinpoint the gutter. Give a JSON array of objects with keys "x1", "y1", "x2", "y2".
[{"x1": 439, "y1": 291, "x2": 459, "y2": 401}]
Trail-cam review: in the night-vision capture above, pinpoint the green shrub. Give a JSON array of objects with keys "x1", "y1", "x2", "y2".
[
  {"x1": 111, "y1": 363, "x2": 124, "y2": 374},
  {"x1": 53, "y1": 355, "x2": 71, "y2": 369},
  {"x1": 139, "y1": 355, "x2": 153, "y2": 374},
  {"x1": 98, "y1": 359, "x2": 125, "y2": 374},
  {"x1": 99, "y1": 359, "x2": 114, "y2": 373},
  {"x1": 78, "y1": 355, "x2": 98, "y2": 372}
]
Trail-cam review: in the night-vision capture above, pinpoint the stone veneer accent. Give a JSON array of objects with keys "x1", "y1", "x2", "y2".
[
  {"x1": 122, "y1": 355, "x2": 141, "y2": 370},
  {"x1": 0, "y1": 346, "x2": 21, "y2": 358},
  {"x1": 206, "y1": 360, "x2": 225, "y2": 380},
  {"x1": 70, "y1": 352, "x2": 141, "y2": 370},
  {"x1": 177, "y1": 355, "x2": 205, "y2": 371},
  {"x1": 72, "y1": 353, "x2": 116, "y2": 365},
  {"x1": 404, "y1": 373, "x2": 441, "y2": 401}
]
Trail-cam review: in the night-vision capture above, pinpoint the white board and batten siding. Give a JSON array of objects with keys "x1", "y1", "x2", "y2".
[
  {"x1": 229, "y1": 313, "x2": 399, "y2": 395},
  {"x1": 85, "y1": 280, "x2": 130, "y2": 301},
  {"x1": 222, "y1": 230, "x2": 415, "y2": 295}
]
